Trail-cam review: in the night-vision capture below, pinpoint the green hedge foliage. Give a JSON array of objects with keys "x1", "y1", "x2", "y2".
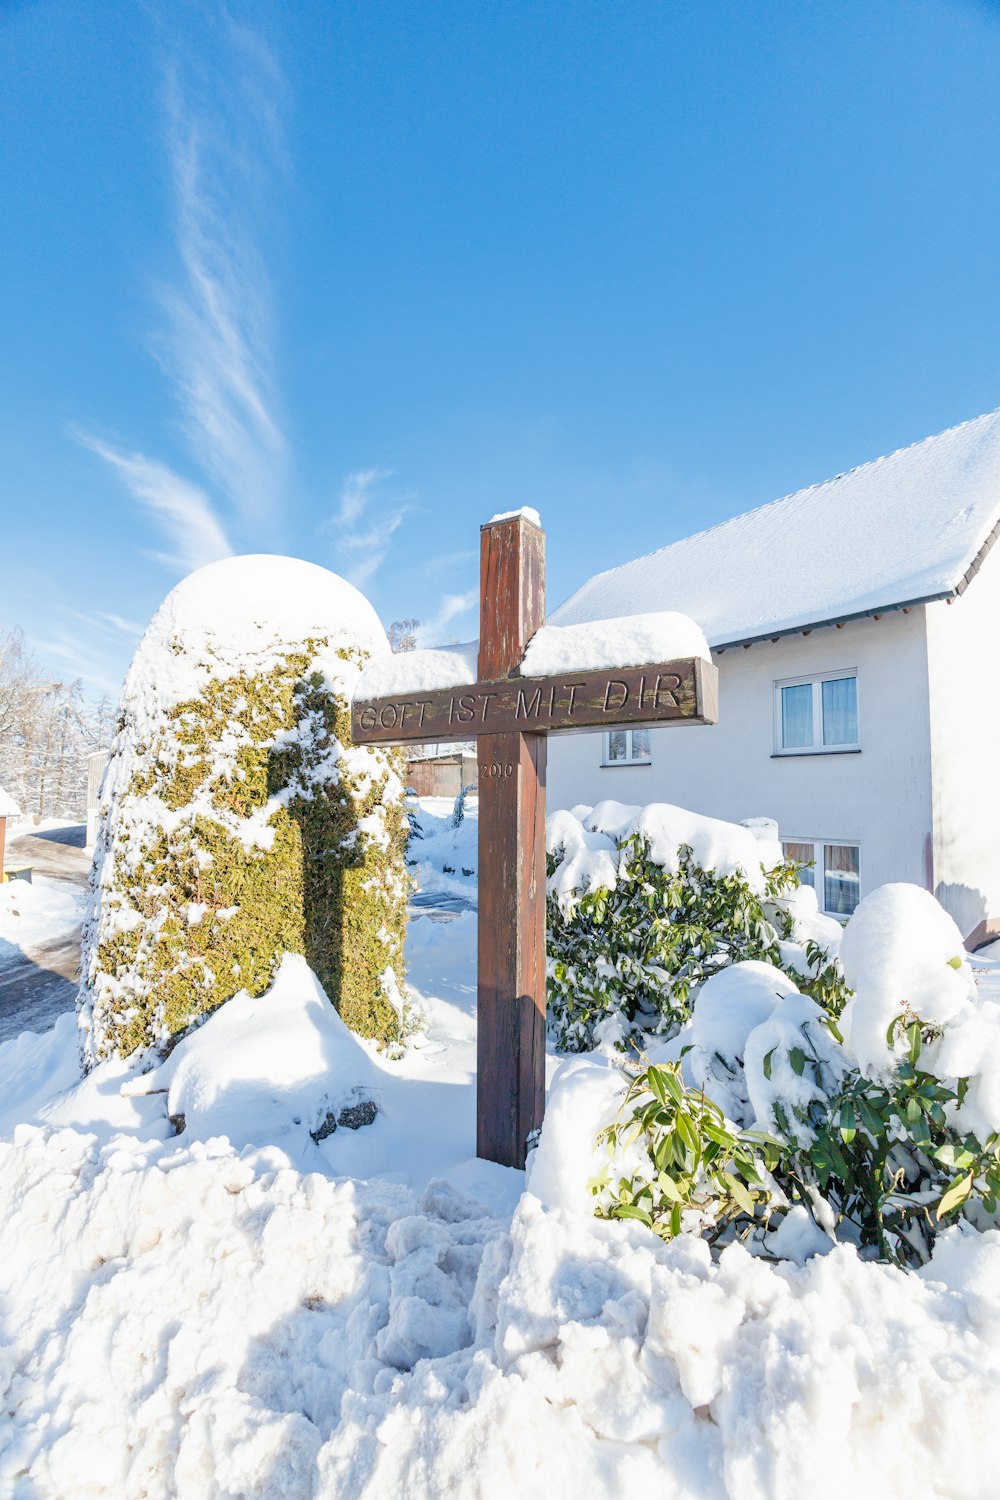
[{"x1": 81, "y1": 643, "x2": 409, "y2": 1065}]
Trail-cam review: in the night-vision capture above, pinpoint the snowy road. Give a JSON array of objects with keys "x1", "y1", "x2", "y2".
[
  {"x1": 0, "y1": 933, "x2": 79, "y2": 1044},
  {"x1": 409, "y1": 889, "x2": 476, "y2": 919},
  {"x1": 0, "y1": 824, "x2": 88, "y2": 1043}
]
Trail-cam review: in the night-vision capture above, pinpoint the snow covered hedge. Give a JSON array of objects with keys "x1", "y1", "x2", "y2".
[
  {"x1": 546, "y1": 801, "x2": 842, "y2": 1051},
  {"x1": 593, "y1": 886, "x2": 1000, "y2": 1267},
  {"x1": 79, "y1": 556, "x2": 410, "y2": 1064}
]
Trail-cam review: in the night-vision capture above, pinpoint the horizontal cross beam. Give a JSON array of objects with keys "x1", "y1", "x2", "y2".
[{"x1": 352, "y1": 657, "x2": 718, "y2": 745}]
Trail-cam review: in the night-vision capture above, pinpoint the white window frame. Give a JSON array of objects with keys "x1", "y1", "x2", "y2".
[
  {"x1": 782, "y1": 837, "x2": 861, "y2": 919},
  {"x1": 773, "y1": 669, "x2": 860, "y2": 755},
  {"x1": 601, "y1": 728, "x2": 652, "y2": 767}
]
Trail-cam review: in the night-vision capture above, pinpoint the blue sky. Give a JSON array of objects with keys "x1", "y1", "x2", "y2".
[{"x1": 3, "y1": 0, "x2": 1000, "y2": 699}]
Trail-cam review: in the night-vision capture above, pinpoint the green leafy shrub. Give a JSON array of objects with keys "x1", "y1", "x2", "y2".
[
  {"x1": 572, "y1": 845, "x2": 1000, "y2": 1266},
  {"x1": 592, "y1": 1059, "x2": 775, "y2": 1241},
  {"x1": 546, "y1": 819, "x2": 823, "y2": 1052},
  {"x1": 593, "y1": 997, "x2": 1000, "y2": 1268},
  {"x1": 80, "y1": 558, "x2": 410, "y2": 1065}
]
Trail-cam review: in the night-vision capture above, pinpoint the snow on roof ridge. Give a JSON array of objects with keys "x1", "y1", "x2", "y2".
[{"x1": 561, "y1": 405, "x2": 1000, "y2": 609}]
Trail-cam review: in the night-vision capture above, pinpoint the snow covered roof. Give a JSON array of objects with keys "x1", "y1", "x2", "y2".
[
  {"x1": 0, "y1": 786, "x2": 21, "y2": 819},
  {"x1": 551, "y1": 408, "x2": 1000, "y2": 649}
]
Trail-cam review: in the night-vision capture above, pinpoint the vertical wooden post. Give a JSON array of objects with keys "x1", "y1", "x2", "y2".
[{"x1": 477, "y1": 514, "x2": 547, "y2": 1168}]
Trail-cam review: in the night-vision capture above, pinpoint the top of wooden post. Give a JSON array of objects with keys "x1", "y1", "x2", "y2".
[{"x1": 478, "y1": 512, "x2": 546, "y2": 681}]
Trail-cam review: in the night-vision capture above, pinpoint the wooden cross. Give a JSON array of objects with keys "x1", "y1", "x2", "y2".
[{"x1": 352, "y1": 513, "x2": 719, "y2": 1169}]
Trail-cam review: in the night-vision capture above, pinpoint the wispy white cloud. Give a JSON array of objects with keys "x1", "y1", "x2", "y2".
[
  {"x1": 65, "y1": 607, "x2": 145, "y2": 640},
  {"x1": 414, "y1": 590, "x2": 478, "y2": 646},
  {"x1": 94, "y1": 611, "x2": 145, "y2": 637},
  {"x1": 75, "y1": 432, "x2": 233, "y2": 572},
  {"x1": 334, "y1": 468, "x2": 385, "y2": 530},
  {"x1": 78, "y1": 7, "x2": 286, "y2": 569},
  {"x1": 420, "y1": 547, "x2": 478, "y2": 575},
  {"x1": 156, "y1": 15, "x2": 286, "y2": 529},
  {"x1": 29, "y1": 627, "x2": 125, "y2": 701},
  {"x1": 325, "y1": 469, "x2": 413, "y2": 588}
]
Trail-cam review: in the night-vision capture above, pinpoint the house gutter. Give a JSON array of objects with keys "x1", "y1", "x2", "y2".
[
  {"x1": 954, "y1": 510, "x2": 1000, "y2": 596},
  {"x1": 711, "y1": 590, "x2": 956, "y2": 653}
]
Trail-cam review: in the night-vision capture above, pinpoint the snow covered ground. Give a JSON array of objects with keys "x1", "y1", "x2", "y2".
[{"x1": 1, "y1": 797, "x2": 999, "y2": 1497}]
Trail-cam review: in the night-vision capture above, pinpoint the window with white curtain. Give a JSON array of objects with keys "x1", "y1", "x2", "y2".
[
  {"x1": 774, "y1": 671, "x2": 859, "y2": 753},
  {"x1": 781, "y1": 839, "x2": 861, "y2": 918},
  {"x1": 602, "y1": 728, "x2": 652, "y2": 765}
]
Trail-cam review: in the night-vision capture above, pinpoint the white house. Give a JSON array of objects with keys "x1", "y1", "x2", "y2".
[{"x1": 546, "y1": 407, "x2": 1000, "y2": 946}]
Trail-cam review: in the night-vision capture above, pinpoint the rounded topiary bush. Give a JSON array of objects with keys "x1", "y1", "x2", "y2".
[{"x1": 79, "y1": 555, "x2": 410, "y2": 1067}]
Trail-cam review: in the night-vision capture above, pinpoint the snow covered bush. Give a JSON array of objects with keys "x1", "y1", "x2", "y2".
[
  {"x1": 545, "y1": 801, "x2": 840, "y2": 1052},
  {"x1": 593, "y1": 885, "x2": 1000, "y2": 1266},
  {"x1": 79, "y1": 556, "x2": 410, "y2": 1065}
]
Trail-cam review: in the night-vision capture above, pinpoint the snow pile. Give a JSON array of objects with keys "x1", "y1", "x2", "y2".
[
  {"x1": 0, "y1": 1118, "x2": 503, "y2": 1499},
  {"x1": 839, "y1": 884, "x2": 1000, "y2": 1144},
  {"x1": 0, "y1": 1012, "x2": 82, "y2": 1138},
  {"x1": 651, "y1": 957, "x2": 851, "y2": 1151},
  {"x1": 652, "y1": 961, "x2": 802, "y2": 1125},
  {"x1": 355, "y1": 602, "x2": 709, "y2": 706},
  {"x1": 488, "y1": 506, "x2": 542, "y2": 526},
  {"x1": 547, "y1": 800, "x2": 785, "y2": 913},
  {"x1": 356, "y1": 641, "x2": 479, "y2": 699},
  {"x1": 520, "y1": 611, "x2": 710, "y2": 677},
  {"x1": 774, "y1": 880, "x2": 844, "y2": 973},
  {"x1": 355, "y1": 610, "x2": 711, "y2": 702},
  {"x1": 133, "y1": 955, "x2": 377, "y2": 1149},
  {"x1": 0, "y1": 784, "x2": 21, "y2": 818},
  {"x1": 129, "y1": 554, "x2": 389, "y2": 690},
  {"x1": 839, "y1": 883, "x2": 976, "y2": 1076},
  {"x1": 2, "y1": 988, "x2": 1000, "y2": 1496}
]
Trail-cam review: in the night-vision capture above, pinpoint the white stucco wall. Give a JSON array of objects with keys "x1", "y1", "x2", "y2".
[
  {"x1": 547, "y1": 609, "x2": 934, "y2": 908},
  {"x1": 925, "y1": 543, "x2": 1000, "y2": 943}
]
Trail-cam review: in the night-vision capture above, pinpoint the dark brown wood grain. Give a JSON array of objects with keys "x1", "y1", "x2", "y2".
[
  {"x1": 476, "y1": 516, "x2": 547, "y2": 1169},
  {"x1": 352, "y1": 657, "x2": 718, "y2": 745},
  {"x1": 475, "y1": 729, "x2": 547, "y2": 1165}
]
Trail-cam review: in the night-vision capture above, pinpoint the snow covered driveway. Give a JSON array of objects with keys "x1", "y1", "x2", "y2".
[{"x1": 0, "y1": 832, "x2": 88, "y2": 1044}]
